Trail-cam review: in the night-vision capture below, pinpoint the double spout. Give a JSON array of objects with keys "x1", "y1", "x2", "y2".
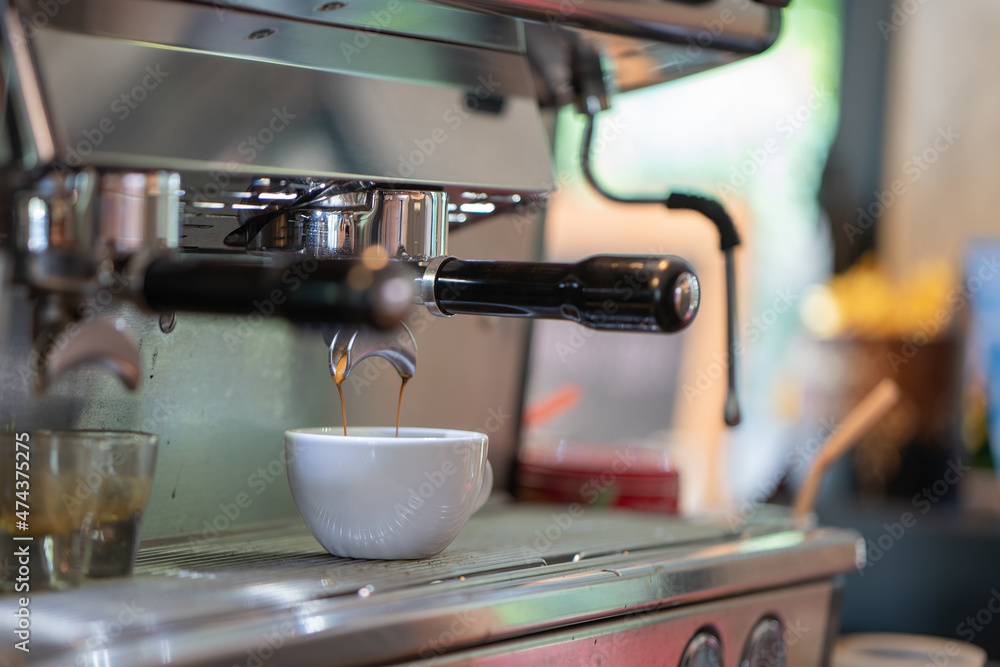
[{"x1": 323, "y1": 323, "x2": 417, "y2": 384}]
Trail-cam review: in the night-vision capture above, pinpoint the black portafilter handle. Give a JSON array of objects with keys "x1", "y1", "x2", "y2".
[
  {"x1": 425, "y1": 255, "x2": 700, "y2": 333},
  {"x1": 140, "y1": 256, "x2": 413, "y2": 328}
]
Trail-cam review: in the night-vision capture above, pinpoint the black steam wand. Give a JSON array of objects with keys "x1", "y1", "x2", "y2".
[{"x1": 574, "y1": 111, "x2": 740, "y2": 426}]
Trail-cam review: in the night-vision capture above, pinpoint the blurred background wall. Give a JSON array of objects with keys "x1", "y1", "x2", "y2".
[{"x1": 520, "y1": 0, "x2": 1000, "y2": 655}]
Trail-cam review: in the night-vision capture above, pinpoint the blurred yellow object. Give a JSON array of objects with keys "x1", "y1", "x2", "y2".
[{"x1": 801, "y1": 257, "x2": 956, "y2": 339}]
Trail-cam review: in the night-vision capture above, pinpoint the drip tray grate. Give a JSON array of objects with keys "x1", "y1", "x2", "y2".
[{"x1": 133, "y1": 505, "x2": 730, "y2": 598}]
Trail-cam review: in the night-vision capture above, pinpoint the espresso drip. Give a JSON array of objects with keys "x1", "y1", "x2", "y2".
[
  {"x1": 396, "y1": 378, "x2": 409, "y2": 438},
  {"x1": 334, "y1": 354, "x2": 409, "y2": 437},
  {"x1": 334, "y1": 354, "x2": 348, "y2": 436}
]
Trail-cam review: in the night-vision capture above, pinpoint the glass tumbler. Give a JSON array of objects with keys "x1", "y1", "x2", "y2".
[
  {"x1": 0, "y1": 430, "x2": 158, "y2": 591},
  {"x1": 1, "y1": 432, "x2": 101, "y2": 591}
]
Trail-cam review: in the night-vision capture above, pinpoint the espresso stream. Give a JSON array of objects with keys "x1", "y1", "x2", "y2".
[
  {"x1": 334, "y1": 355, "x2": 348, "y2": 436},
  {"x1": 334, "y1": 354, "x2": 409, "y2": 437}
]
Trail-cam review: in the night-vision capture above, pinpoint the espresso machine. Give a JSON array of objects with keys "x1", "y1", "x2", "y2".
[{"x1": 0, "y1": 1, "x2": 863, "y2": 665}]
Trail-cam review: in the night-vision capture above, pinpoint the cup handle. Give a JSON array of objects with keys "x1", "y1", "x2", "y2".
[{"x1": 472, "y1": 460, "x2": 493, "y2": 514}]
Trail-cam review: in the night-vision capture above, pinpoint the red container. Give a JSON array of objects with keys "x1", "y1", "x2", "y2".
[{"x1": 516, "y1": 440, "x2": 680, "y2": 514}]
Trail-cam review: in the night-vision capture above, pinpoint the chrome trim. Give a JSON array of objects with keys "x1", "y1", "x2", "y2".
[
  {"x1": 401, "y1": 583, "x2": 829, "y2": 666},
  {"x1": 520, "y1": 0, "x2": 783, "y2": 100},
  {"x1": 438, "y1": 0, "x2": 780, "y2": 52},
  {"x1": 18, "y1": 0, "x2": 553, "y2": 192},
  {"x1": 374, "y1": 191, "x2": 448, "y2": 261},
  {"x1": 180, "y1": 0, "x2": 526, "y2": 53},
  {"x1": 674, "y1": 270, "x2": 700, "y2": 326},
  {"x1": 244, "y1": 188, "x2": 447, "y2": 260},
  {"x1": 680, "y1": 630, "x2": 724, "y2": 667},
  {"x1": 0, "y1": 508, "x2": 862, "y2": 667},
  {"x1": 34, "y1": 0, "x2": 537, "y2": 94},
  {"x1": 422, "y1": 254, "x2": 455, "y2": 316},
  {"x1": 742, "y1": 616, "x2": 786, "y2": 667},
  {"x1": 0, "y1": 2, "x2": 57, "y2": 166},
  {"x1": 23, "y1": 170, "x2": 174, "y2": 256},
  {"x1": 324, "y1": 321, "x2": 417, "y2": 381},
  {"x1": 13, "y1": 169, "x2": 181, "y2": 289}
]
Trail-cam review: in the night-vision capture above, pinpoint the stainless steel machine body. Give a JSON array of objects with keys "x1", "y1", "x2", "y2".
[
  {"x1": 1, "y1": 507, "x2": 859, "y2": 667},
  {"x1": 0, "y1": 1, "x2": 864, "y2": 665},
  {"x1": 0, "y1": 0, "x2": 778, "y2": 532}
]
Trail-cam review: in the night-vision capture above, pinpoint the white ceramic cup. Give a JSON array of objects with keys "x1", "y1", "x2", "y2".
[{"x1": 284, "y1": 427, "x2": 492, "y2": 560}]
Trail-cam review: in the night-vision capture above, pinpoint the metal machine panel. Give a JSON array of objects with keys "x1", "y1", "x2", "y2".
[
  {"x1": 21, "y1": 0, "x2": 553, "y2": 192},
  {"x1": 0, "y1": 507, "x2": 861, "y2": 667}
]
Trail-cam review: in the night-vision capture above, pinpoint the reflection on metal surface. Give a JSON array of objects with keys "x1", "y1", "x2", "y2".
[
  {"x1": 742, "y1": 617, "x2": 787, "y2": 667},
  {"x1": 399, "y1": 584, "x2": 828, "y2": 666},
  {"x1": 324, "y1": 322, "x2": 418, "y2": 381},
  {"x1": 516, "y1": 0, "x2": 781, "y2": 99},
  {"x1": 181, "y1": 0, "x2": 526, "y2": 52},
  {"x1": 0, "y1": 210, "x2": 541, "y2": 536},
  {"x1": 22, "y1": 0, "x2": 552, "y2": 192},
  {"x1": 681, "y1": 631, "x2": 725, "y2": 667},
  {"x1": 14, "y1": 170, "x2": 180, "y2": 278},
  {"x1": 7, "y1": 169, "x2": 180, "y2": 391},
  {"x1": 674, "y1": 271, "x2": 700, "y2": 327},
  {"x1": 374, "y1": 191, "x2": 448, "y2": 260},
  {"x1": 0, "y1": 3, "x2": 57, "y2": 167},
  {"x1": 237, "y1": 184, "x2": 447, "y2": 260},
  {"x1": 436, "y1": 0, "x2": 779, "y2": 51},
  {"x1": 0, "y1": 507, "x2": 861, "y2": 666},
  {"x1": 36, "y1": 319, "x2": 142, "y2": 392}
]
